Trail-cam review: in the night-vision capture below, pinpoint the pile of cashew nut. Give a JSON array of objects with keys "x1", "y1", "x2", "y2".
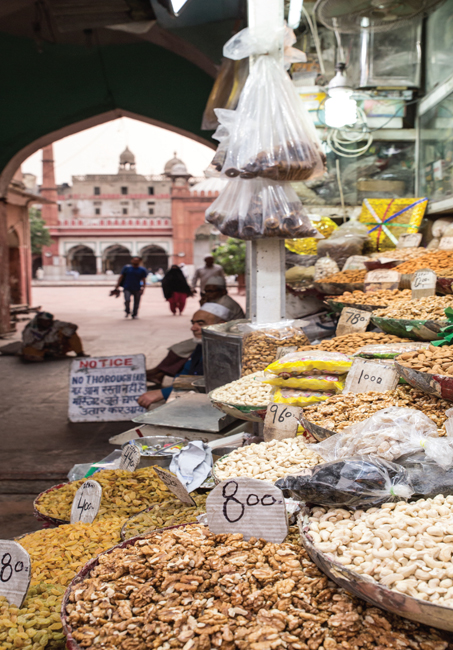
[{"x1": 308, "y1": 495, "x2": 453, "y2": 607}]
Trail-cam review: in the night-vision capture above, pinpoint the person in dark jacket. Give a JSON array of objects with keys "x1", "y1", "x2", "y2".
[{"x1": 161, "y1": 265, "x2": 192, "y2": 315}]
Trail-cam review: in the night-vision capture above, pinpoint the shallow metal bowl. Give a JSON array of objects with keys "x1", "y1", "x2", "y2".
[{"x1": 122, "y1": 436, "x2": 186, "y2": 469}]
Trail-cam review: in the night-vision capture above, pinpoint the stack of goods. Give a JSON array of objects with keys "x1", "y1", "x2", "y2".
[
  {"x1": 63, "y1": 524, "x2": 451, "y2": 649},
  {"x1": 285, "y1": 215, "x2": 338, "y2": 256},
  {"x1": 329, "y1": 288, "x2": 411, "y2": 307},
  {"x1": 34, "y1": 466, "x2": 172, "y2": 522},
  {"x1": 396, "y1": 344, "x2": 453, "y2": 376},
  {"x1": 316, "y1": 221, "x2": 370, "y2": 269},
  {"x1": 263, "y1": 351, "x2": 351, "y2": 407},
  {"x1": 371, "y1": 247, "x2": 428, "y2": 261},
  {"x1": 122, "y1": 494, "x2": 207, "y2": 540},
  {"x1": 313, "y1": 256, "x2": 339, "y2": 281},
  {"x1": 214, "y1": 437, "x2": 323, "y2": 482},
  {"x1": 373, "y1": 295, "x2": 453, "y2": 321},
  {"x1": 241, "y1": 322, "x2": 309, "y2": 375},
  {"x1": 395, "y1": 250, "x2": 453, "y2": 275},
  {"x1": 210, "y1": 371, "x2": 273, "y2": 406},
  {"x1": 358, "y1": 197, "x2": 427, "y2": 252},
  {"x1": 307, "y1": 497, "x2": 453, "y2": 607},
  {"x1": 315, "y1": 269, "x2": 367, "y2": 284},
  {"x1": 298, "y1": 331, "x2": 411, "y2": 356},
  {"x1": 301, "y1": 385, "x2": 451, "y2": 433}
]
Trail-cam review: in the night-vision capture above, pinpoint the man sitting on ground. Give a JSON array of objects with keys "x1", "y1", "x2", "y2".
[
  {"x1": 201, "y1": 276, "x2": 245, "y2": 321},
  {"x1": 21, "y1": 311, "x2": 88, "y2": 362},
  {"x1": 138, "y1": 303, "x2": 230, "y2": 408}
]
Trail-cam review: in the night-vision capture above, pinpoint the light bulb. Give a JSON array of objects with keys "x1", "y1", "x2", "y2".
[{"x1": 325, "y1": 95, "x2": 357, "y2": 128}]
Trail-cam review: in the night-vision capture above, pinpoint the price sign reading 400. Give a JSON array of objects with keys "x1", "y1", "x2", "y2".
[
  {"x1": 70, "y1": 480, "x2": 102, "y2": 524},
  {"x1": 0, "y1": 542, "x2": 31, "y2": 607},
  {"x1": 206, "y1": 477, "x2": 288, "y2": 543}
]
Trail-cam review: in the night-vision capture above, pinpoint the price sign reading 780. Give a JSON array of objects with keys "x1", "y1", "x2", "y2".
[{"x1": 336, "y1": 307, "x2": 371, "y2": 337}]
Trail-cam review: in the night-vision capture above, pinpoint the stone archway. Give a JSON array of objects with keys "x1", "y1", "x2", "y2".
[
  {"x1": 7, "y1": 228, "x2": 21, "y2": 304},
  {"x1": 103, "y1": 245, "x2": 131, "y2": 274},
  {"x1": 67, "y1": 245, "x2": 96, "y2": 275},
  {"x1": 140, "y1": 245, "x2": 168, "y2": 273}
]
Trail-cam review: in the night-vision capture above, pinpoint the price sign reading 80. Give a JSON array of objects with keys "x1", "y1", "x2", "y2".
[
  {"x1": 206, "y1": 477, "x2": 288, "y2": 543},
  {"x1": 0, "y1": 542, "x2": 31, "y2": 607}
]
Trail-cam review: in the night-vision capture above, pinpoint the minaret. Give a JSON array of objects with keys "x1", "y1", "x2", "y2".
[{"x1": 41, "y1": 144, "x2": 60, "y2": 275}]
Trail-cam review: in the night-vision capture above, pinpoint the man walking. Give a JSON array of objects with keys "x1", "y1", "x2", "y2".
[
  {"x1": 114, "y1": 256, "x2": 148, "y2": 319},
  {"x1": 191, "y1": 255, "x2": 224, "y2": 299}
]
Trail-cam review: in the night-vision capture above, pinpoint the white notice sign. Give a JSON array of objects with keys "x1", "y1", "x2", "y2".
[
  {"x1": 439, "y1": 237, "x2": 453, "y2": 250},
  {"x1": 411, "y1": 269, "x2": 437, "y2": 300},
  {"x1": 397, "y1": 233, "x2": 422, "y2": 249},
  {"x1": 344, "y1": 358, "x2": 399, "y2": 394},
  {"x1": 154, "y1": 467, "x2": 196, "y2": 506},
  {"x1": 70, "y1": 480, "x2": 102, "y2": 524},
  {"x1": 336, "y1": 307, "x2": 371, "y2": 337},
  {"x1": 119, "y1": 444, "x2": 141, "y2": 472},
  {"x1": 263, "y1": 404, "x2": 300, "y2": 442},
  {"x1": 364, "y1": 270, "x2": 400, "y2": 292},
  {"x1": 0, "y1": 542, "x2": 31, "y2": 607},
  {"x1": 206, "y1": 477, "x2": 288, "y2": 543},
  {"x1": 68, "y1": 354, "x2": 146, "y2": 422}
]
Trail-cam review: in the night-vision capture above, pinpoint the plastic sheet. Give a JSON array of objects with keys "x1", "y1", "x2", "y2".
[
  {"x1": 273, "y1": 387, "x2": 335, "y2": 406},
  {"x1": 398, "y1": 451, "x2": 453, "y2": 497},
  {"x1": 206, "y1": 178, "x2": 320, "y2": 240},
  {"x1": 264, "y1": 373, "x2": 346, "y2": 392},
  {"x1": 266, "y1": 350, "x2": 352, "y2": 376},
  {"x1": 308, "y1": 406, "x2": 453, "y2": 469},
  {"x1": 354, "y1": 342, "x2": 430, "y2": 359},
  {"x1": 276, "y1": 456, "x2": 413, "y2": 508},
  {"x1": 216, "y1": 29, "x2": 325, "y2": 182}
]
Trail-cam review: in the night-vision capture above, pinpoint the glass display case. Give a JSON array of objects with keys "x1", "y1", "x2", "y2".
[
  {"x1": 418, "y1": 86, "x2": 453, "y2": 209},
  {"x1": 426, "y1": 0, "x2": 453, "y2": 94}
]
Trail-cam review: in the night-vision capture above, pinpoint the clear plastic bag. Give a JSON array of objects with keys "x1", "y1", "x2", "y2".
[
  {"x1": 316, "y1": 222, "x2": 370, "y2": 269},
  {"x1": 398, "y1": 451, "x2": 453, "y2": 497},
  {"x1": 307, "y1": 407, "x2": 442, "y2": 464},
  {"x1": 265, "y1": 350, "x2": 352, "y2": 376},
  {"x1": 216, "y1": 29, "x2": 326, "y2": 182},
  {"x1": 276, "y1": 456, "x2": 413, "y2": 509},
  {"x1": 273, "y1": 387, "x2": 336, "y2": 406},
  {"x1": 354, "y1": 342, "x2": 430, "y2": 359},
  {"x1": 206, "y1": 178, "x2": 321, "y2": 240},
  {"x1": 314, "y1": 256, "x2": 339, "y2": 282}
]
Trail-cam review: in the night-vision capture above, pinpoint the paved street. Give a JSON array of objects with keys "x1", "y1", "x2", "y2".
[{"x1": 0, "y1": 285, "x2": 245, "y2": 536}]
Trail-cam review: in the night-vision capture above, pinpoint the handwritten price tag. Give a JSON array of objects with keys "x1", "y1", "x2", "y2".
[
  {"x1": 336, "y1": 307, "x2": 371, "y2": 337},
  {"x1": 364, "y1": 269, "x2": 400, "y2": 292},
  {"x1": 0, "y1": 542, "x2": 31, "y2": 607},
  {"x1": 70, "y1": 480, "x2": 102, "y2": 524},
  {"x1": 344, "y1": 358, "x2": 399, "y2": 394},
  {"x1": 206, "y1": 477, "x2": 288, "y2": 543},
  {"x1": 263, "y1": 404, "x2": 301, "y2": 442},
  {"x1": 439, "y1": 237, "x2": 453, "y2": 250},
  {"x1": 411, "y1": 269, "x2": 437, "y2": 300},
  {"x1": 275, "y1": 346, "x2": 297, "y2": 360},
  {"x1": 397, "y1": 233, "x2": 422, "y2": 249},
  {"x1": 119, "y1": 444, "x2": 141, "y2": 472},
  {"x1": 153, "y1": 467, "x2": 196, "y2": 506}
]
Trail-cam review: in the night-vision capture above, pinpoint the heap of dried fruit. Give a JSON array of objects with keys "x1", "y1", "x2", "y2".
[
  {"x1": 65, "y1": 524, "x2": 450, "y2": 650},
  {"x1": 242, "y1": 327, "x2": 309, "y2": 376},
  {"x1": 373, "y1": 295, "x2": 453, "y2": 321},
  {"x1": 315, "y1": 269, "x2": 366, "y2": 284},
  {"x1": 397, "y1": 344, "x2": 453, "y2": 376},
  {"x1": 396, "y1": 250, "x2": 453, "y2": 274},
  {"x1": 122, "y1": 495, "x2": 207, "y2": 540},
  {"x1": 34, "y1": 466, "x2": 170, "y2": 522},
  {"x1": 330, "y1": 289, "x2": 411, "y2": 306},
  {"x1": 298, "y1": 332, "x2": 410, "y2": 356}
]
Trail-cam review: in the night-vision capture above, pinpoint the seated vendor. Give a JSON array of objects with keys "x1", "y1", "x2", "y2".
[
  {"x1": 200, "y1": 276, "x2": 245, "y2": 322},
  {"x1": 137, "y1": 303, "x2": 230, "y2": 408},
  {"x1": 21, "y1": 311, "x2": 88, "y2": 362}
]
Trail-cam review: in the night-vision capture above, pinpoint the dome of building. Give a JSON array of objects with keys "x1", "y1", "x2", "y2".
[
  {"x1": 164, "y1": 151, "x2": 186, "y2": 175},
  {"x1": 119, "y1": 146, "x2": 135, "y2": 164},
  {"x1": 170, "y1": 162, "x2": 189, "y2": 176}
]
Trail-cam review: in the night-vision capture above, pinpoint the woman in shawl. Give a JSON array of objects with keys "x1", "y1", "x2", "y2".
[{"x1": 161, "y1": 265, "x2": 192, "y2": 315}]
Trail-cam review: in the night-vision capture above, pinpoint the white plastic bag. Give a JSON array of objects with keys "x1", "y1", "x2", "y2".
[
  {"x1": 206, "y1": 178, "x2": 321, "y2": 240},
  {"x1": 216, "y1": 29, "x2": 325, "y2": 182}
]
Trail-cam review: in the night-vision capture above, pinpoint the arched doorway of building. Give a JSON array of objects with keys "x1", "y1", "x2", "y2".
[
  {"x1": 103, "y1": 245, "x2": 131, "y2": 274},
  {"x1": 32, "y1": 256, "x2": 42, "y2": 279},
  {"x1": 140, "y1": 245, "x2": 168, "y2": 273},
  {"x1": 7, "y1": 228, "x2": 21, "y2": 304},
  {"x1": 67, "y1": 245, "x2": 96, "y2": 275}
]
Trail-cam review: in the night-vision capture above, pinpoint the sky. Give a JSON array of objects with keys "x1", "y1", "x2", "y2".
[{"x1": 22, "y1": 117, "x2": 215, "y2": 186}]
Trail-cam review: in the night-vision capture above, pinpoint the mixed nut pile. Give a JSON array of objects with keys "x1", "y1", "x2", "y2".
[
  {"x1": 373, "y1": 295, "x2": 453, "y2": 321},
  {"x1": 299, "y1": 332, "x2": 410, "y2": 357},
  {"x1": 302, "y1": 386, "x2": 451, "y2": 433},
  {"x1": 308, "y1": 496, "x2": 453, "y2": 607},
  {"x1": 395, "y1": 250, "x2": 453, "y2": 275},
  {"x1": 65, "y1": 524, "x2": 449, "y2": 650},
  {"x1": 214, "y1": 438, "x2": 323, "y2": 483},
  {"x1": 396, "y1": 345, "x2": 453, "y2": 376},
  {"x1": 330, "y1": 289, "x2": 411, "y2": 307}
]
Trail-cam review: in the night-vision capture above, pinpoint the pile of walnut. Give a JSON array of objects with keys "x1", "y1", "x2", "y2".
[
  {"x1": 373, "y1": 295, "x2": 453, "y2": 321},
  {"x1": 65, "y1": 524, "x2": 449, "y2": 650},
  {"x1": 308, "y1": 496, "x2": 453, "y2": 608},
  {"x1": 397, "y1": 345, "x2": 453, "y2": 377}
]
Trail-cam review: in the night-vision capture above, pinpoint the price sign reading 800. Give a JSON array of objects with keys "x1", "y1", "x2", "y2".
[
  {"x1": 206, "y1": 477, "x2": 288, "y2": 543},
  {"x1": 0, "y1": 542, "x2": 31, "y2": 607}
]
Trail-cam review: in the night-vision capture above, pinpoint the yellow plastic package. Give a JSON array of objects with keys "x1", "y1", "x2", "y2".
[
  {"x1": 274, "y1": 388, "x2": 334, "y2": 406},
  {"x1": 358, "y1": 198, "x2": 428, "y2": 252},
  {"x1": 266, "y1": 351, "x2": 352, "y2": 376},
  {"x1": 285, "y1": 216, "x2": 338, "y2": 255},
  {"x1": 264, "y1": 373, "x2": 346, "y2": 392}
]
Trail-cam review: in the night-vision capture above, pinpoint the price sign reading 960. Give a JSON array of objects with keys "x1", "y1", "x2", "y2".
[
  {"x1": 263, "y1": 404, "x2": 301, "y2": 441},
  {"x1": 336, "y1": 307, "x2": 371, "y2": 337},
  {"x1": 0, "y1": 542, "x2": 31, "y2": 607},
  {"x1": 206, "y1": 477, "x2": 288, "y2": 543}
]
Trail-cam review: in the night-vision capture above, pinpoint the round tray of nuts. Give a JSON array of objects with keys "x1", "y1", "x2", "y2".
[
  {"x1": 395, "y1": 345, "x2": 453, "y2": 402},
  {"x1": 208, "y1": 372, "x2": 273, "y2": 422},
  {"x1": 300, "y1": 500, "x2": 453, "y2": 633}
]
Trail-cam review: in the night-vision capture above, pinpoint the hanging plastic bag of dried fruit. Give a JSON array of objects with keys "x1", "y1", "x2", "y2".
[
  {"x1": 206, "y1": 177, "x2": 322, "y2": 240},
  {"x1": 214, "y1": 26, "x2": 326, "y2": 182}
]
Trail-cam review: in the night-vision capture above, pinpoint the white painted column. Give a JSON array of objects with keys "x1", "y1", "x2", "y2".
[
  {"x1": 246, "y1": 0, "x2": 286, "y2": 324},
  {"x1": 96, "y1": 256, "x2": 103, "y2": 274}
]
